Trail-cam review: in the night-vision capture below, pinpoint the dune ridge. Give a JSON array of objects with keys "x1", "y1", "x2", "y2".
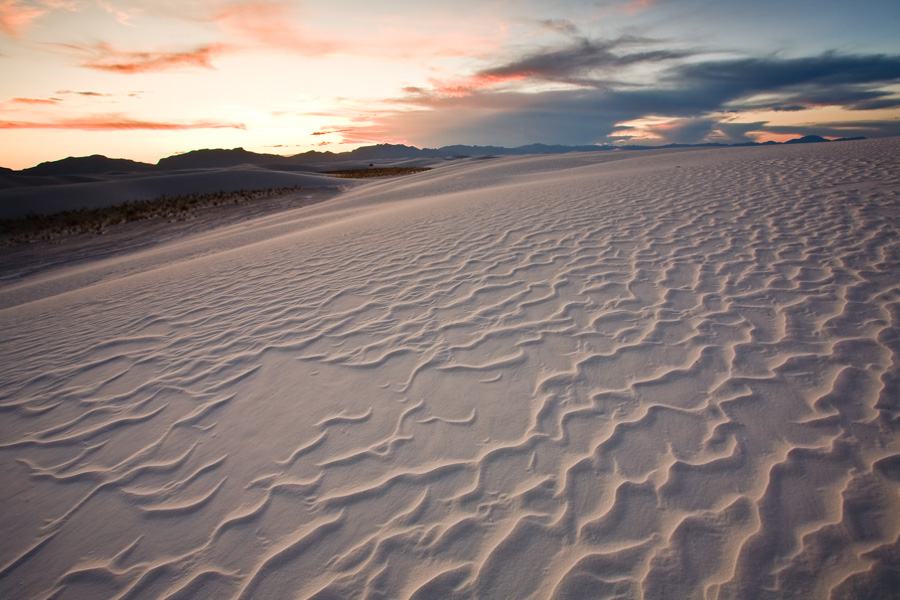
[{"x1": 1, "y1": 138, "x2": 899, "y2": 599}]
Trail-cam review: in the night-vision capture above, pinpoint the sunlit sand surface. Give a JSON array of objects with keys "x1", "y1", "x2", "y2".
[{"x1": 2, "y1": 138, "x2": 899, "y2": 599}]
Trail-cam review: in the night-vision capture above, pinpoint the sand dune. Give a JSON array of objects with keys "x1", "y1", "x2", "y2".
[
  {"x1": 1, "y1": 138, "x2": 899, "y2": 599},
  {"x1": 0, "y1": 166, "x2": 353, "y2": 219}
]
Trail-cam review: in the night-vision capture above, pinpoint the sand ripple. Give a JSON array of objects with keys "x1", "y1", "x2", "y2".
[{"x1": 1, "y1": 139, "x2": 899, "y2": 599}]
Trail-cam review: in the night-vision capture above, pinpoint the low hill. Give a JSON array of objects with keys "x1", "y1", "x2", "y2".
[{"x1": 22, "y1": 155, "x2": 156, "y2": 176}]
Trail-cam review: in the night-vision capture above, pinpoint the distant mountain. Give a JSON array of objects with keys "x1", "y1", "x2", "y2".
[
  {"x1": 7, "y1": 136, "x2": 868, "y2": 174},
  {"x1": 291, "y1": 142, "x2": 621, "y2": 162},
  {"x1": 22, "y1": 154, "x2": 156, "y2": 176},
  {"x1": 156, "y1": 147, "x2": 293, "y2": 170},
  {"x1": 785, "y1": 135, "x2": 829, "y2": 144}
]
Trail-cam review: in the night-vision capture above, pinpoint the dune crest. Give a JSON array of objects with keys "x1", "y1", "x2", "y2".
[{"x1": 1, "y1": 138, "x2": 899, "y2": 599}]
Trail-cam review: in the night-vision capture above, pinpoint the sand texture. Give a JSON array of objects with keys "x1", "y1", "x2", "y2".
[{"x1": 1, "y1": 138, "x2": 899, "y2": 599}]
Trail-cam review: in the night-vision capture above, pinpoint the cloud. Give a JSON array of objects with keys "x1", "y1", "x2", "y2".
[
  {"x1": 0, "y1": 114, "x2": 246, "y2": 130},
  {"x1": 619, "y1": 0, "x2": 656, "y2": 15},
  {"x1": 846, "y1": 97, "x2": 900, "y2": 111},
  {"x1": 212, "y1": 1, "x2": 338, "y2": 55},
  {"x1": 712, "y1": 121, "x2": 769, "y2": 144},
  {"x1": 77, "y1": 42, "x2": 227, "y2": 73},
  {"x1": 670, "y1": 52, "x2": 900, "y2": 90},
  {"x1": 731, "y1": 88, "x2": 899, "y2": 112},
  {"x1": 409, "y1": 35, "x2": 693, "y2": 100},
  {"x1": 0, "y1": 0, "x2": 46, "y2": 37},
  {"x1": 425, "y1": 74, "x2": 527, "y2": 99},
  {"x1": 611, "y1": 52, "x2": 900, "y2": 119},
  {"x1": 40, "y1": 0, "x2": 82, "y2": 9},
  {"x1": 56, "y1": 90, "x2": 112, "y2": 97},
  {"x1": 383, "y1": 89, "x2": 631, "y2": 147},
  {"x1": 645, "y1": 118, "x2": 718, "y2": 144},
  {"x1": 12, "y1": 96, "x2": 62, "y2": 104},
  {"x1": 97, "y1": 0, "x2": 139, "y2": 26},
  {"x1": 382, "y1": 51, "x2": 900, "y2": 147},
  {"x1": 538, "y1": 19, "x2": 579, "y2": 36},
  {"x1": 311, "y1": 129, "x2": 354, "y2": 136},
  {"x1": 476, "y1": 36, "x2": 693, "y2": 87}
]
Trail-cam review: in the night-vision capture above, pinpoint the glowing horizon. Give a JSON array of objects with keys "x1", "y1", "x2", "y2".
[{"x1": 2, "y1": 0, "x2": 899, "y2": 170}]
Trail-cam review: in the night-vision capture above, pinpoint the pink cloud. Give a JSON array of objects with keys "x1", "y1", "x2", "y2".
[
  {"x1": 212, "y1": 1, "x2": 338, "y2": 55},
  {"x1": 79, "y1": 42, "x2": 228, "y2": 73},
  {"x1": 619, "y1": 0, "x2": 655, "y2": 15},
  {"x1": 0, "y1": 114, "x2": 246, "y2": 130},
  {"x1": 0, "y1": 0, "x2": 46, "y2": 37},
  {"x1": 206, "y1": 1, "x2": 501, "y2": 61}
]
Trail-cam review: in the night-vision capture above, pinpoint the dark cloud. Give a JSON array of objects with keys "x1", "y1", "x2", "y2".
[
  {"x1": 616, "y1": 53, "x2": 900, "y2": 118},
  {"x1": 391, "y1": 51, "x2": 900, "y2": 147},
  {"x1": 670, "y1": 52, "x2": 900, "y2": 90},
  {"x1": 846, "y1": 97, "x2": 900, "y2": 111},
  {"x1": 538, "y1": 19, "x2": 580, "y2": 36},
  {"x1": 732, "y1": 88, "x2": 898, "y2": 112},
  {"x1": 477, "y1": 36, "x2": 693, "y2": 86}
]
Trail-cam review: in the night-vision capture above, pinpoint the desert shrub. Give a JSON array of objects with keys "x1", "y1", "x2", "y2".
[
  {"x1": 321, "y1": 167, "x2": 431, "y2": 178},
  {"x1": 0, "y1": 185, "x2": 302, "y2": 245}
]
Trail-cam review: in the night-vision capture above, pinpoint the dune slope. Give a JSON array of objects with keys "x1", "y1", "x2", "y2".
[{"x1": 1, "y1": 139, "x2": 899, "y2": 599}]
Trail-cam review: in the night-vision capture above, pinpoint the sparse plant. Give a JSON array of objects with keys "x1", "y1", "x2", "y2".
[
  {"x1": 0, "y1": 185, "x2": 303, "y2": 246},
  {"x1": 321, "y1": 167, "x2": 431, "y2": 178}
]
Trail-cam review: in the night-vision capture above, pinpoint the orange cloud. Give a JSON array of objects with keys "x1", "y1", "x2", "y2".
[
  {"x1": 0, "y1": 0, "x2": 46, "y2": 37},
  {"x1": 311, "y1": 129, "x2": 354, "y2": 136},
  {"x1": 428, "y1": 73, "x2": 526, "y2": 98},
  {"x1": 12, "y1": 97, "x2": 62, "y2": 104},
  {"x1": 80, "y1": 42, "x2": 228, "y2": 73},
  {"x1": 333, "y1": 127, "x2": 405, "y2": 146},
  {"x1": 0, "y1": 114, "x2": 246, "y2": 130}
]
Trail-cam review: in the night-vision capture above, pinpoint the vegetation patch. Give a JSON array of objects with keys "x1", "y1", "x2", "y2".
[
  {"x1": 321, "y1": 167, "x2": 431, "y2": 178},
  {"x1": 1, "y1": 186, "x2": 303, "y2": 246}
]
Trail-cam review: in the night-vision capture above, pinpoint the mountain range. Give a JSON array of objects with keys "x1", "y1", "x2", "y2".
[{"x1": 6, "y1": 136, "x2": 866, "y2": 177}]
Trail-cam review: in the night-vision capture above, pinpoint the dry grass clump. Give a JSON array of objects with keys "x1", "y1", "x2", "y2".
[
  {"x1": 0, "y1": 186, "x2": 301, "y2": 246},
  {"x1": 321, "y1": 167, "x2": 431, "y2": 178}
]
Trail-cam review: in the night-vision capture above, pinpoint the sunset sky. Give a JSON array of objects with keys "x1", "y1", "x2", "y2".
[{"x1": 1, "y1": 0, "x2": 899, "y2": 169}]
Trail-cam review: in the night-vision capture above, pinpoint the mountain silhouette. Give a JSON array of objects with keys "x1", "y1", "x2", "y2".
[
  {"x1": 7, "y1": 136, "x2": 866, "y2": 174},
  {"x1": 22, "y1": 155, "x2": 157, "y2": 176},
  {"x1": 785, "y1": 135, "x2": 829, "y2": 144}
]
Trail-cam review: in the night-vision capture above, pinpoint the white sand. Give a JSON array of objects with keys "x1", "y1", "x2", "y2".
[{"x1": 1, "y1": 138, "x2": 899, "y2": 599}]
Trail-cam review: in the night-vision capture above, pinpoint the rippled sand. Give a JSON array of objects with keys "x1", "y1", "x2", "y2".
[{"x1": 2, "y1": 138, "x2": 899, "y2": 599}]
